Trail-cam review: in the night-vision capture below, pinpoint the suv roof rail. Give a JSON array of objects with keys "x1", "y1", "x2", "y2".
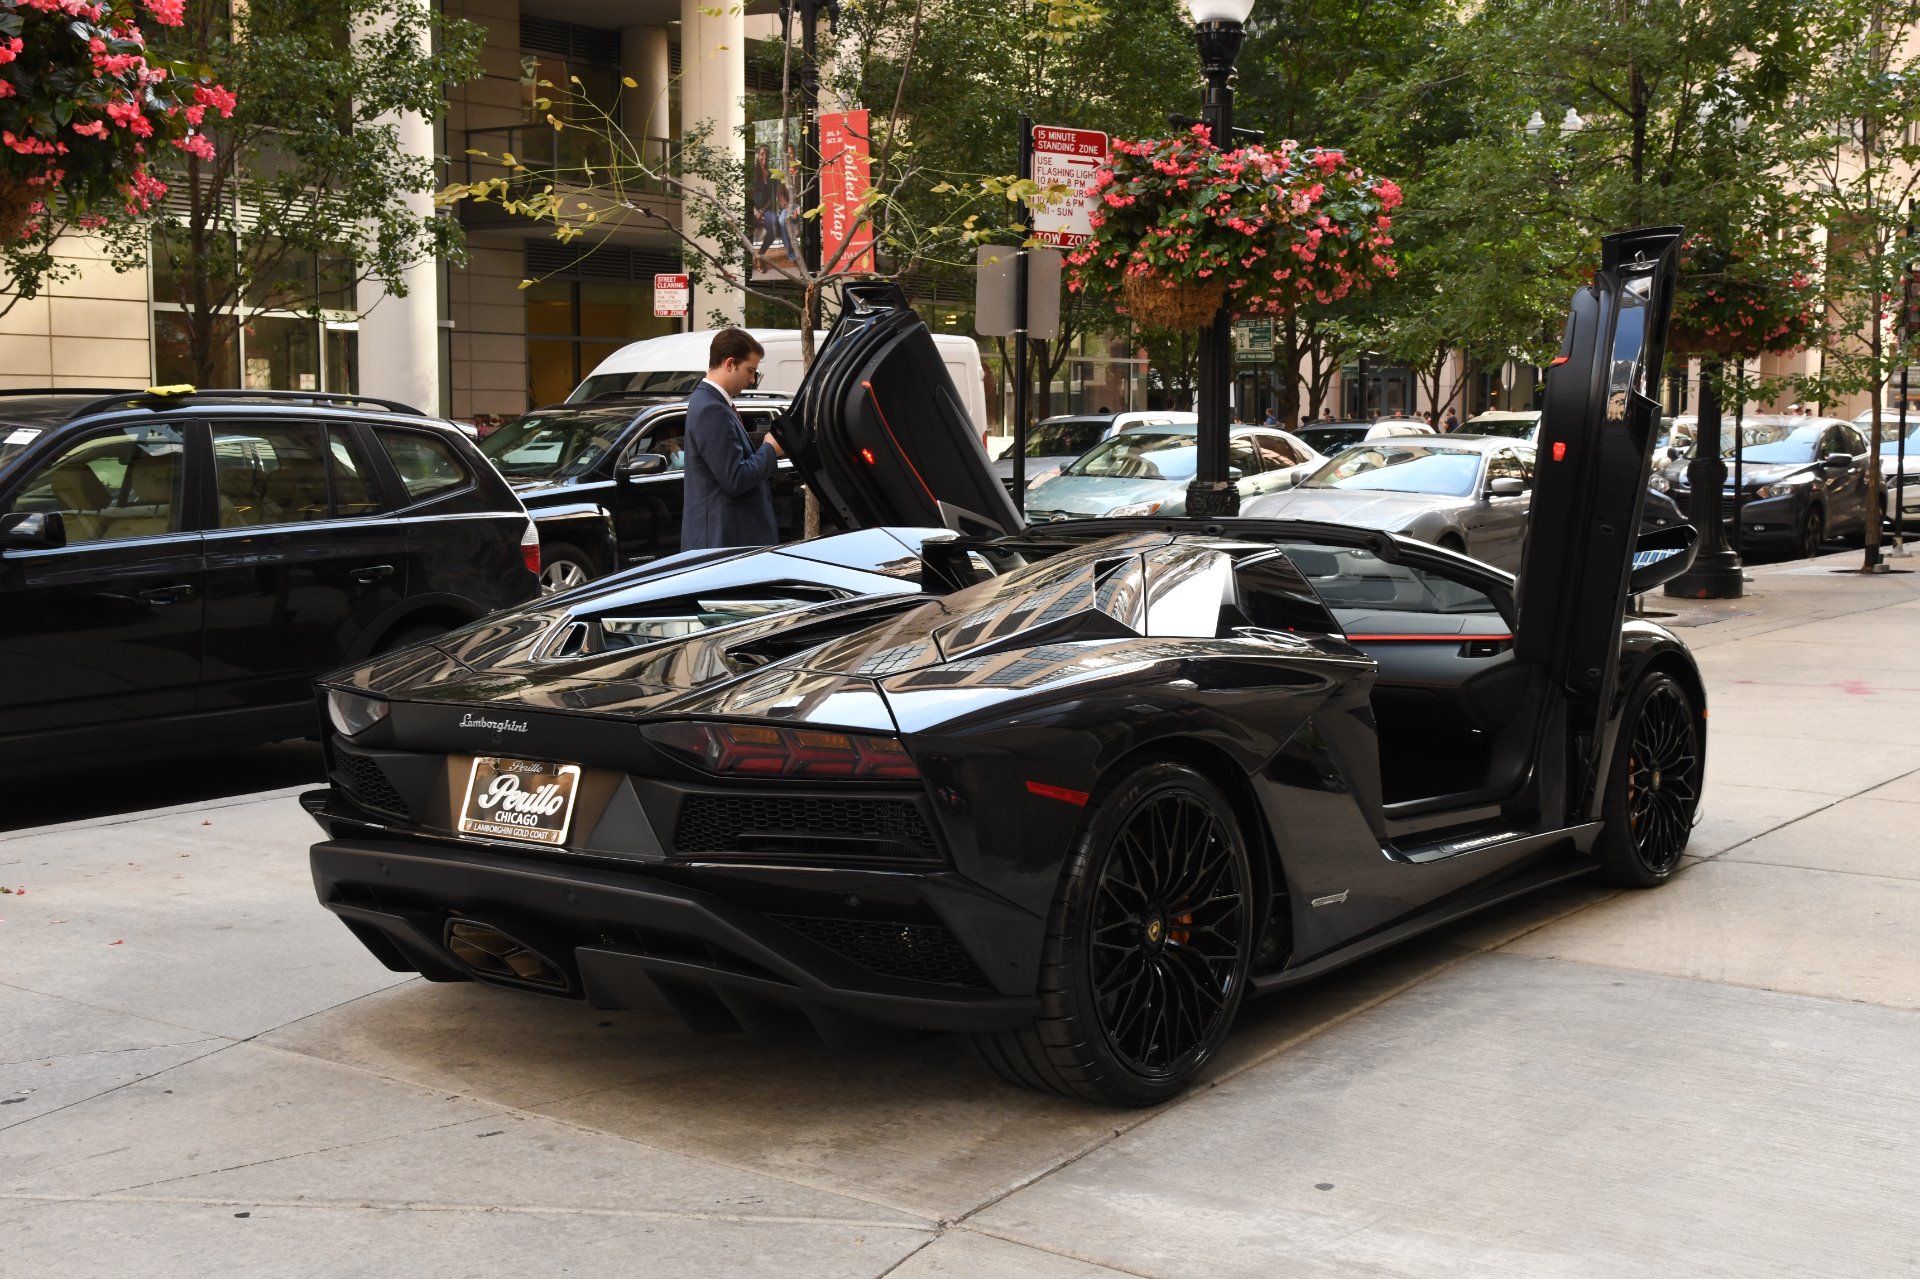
[{"x1": 60, "y1": 387, "x2": 431, "y2": 422}]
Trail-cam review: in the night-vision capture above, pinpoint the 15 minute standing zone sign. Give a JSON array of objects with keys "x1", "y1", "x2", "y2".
[{"x1": 1030, "y1": 126, "x2": 1109, "y2": 248}]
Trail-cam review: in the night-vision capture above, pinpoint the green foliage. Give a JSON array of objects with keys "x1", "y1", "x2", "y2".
[{"x1": 144, "y1": 0, "x2": 483, "y2": 381}]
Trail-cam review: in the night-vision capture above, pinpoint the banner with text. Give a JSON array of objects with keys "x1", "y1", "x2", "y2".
[{"x1": 820, "y1": 109, "x2": 877, "y2": 275}]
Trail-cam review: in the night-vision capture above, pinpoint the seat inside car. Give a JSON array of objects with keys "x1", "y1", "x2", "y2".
[
  {"x1": 48, "y1": 464, "x2": 111, "y2": 541},
  {"x1": 100, "y1": 451, "x2": 178, "y2": 539},
  {"x1": 1273, "y1": 543, "x2": 1535, "y2": 807},
  {"x1": 265, "y1": 452, "x2": 330, "y2": 521}
]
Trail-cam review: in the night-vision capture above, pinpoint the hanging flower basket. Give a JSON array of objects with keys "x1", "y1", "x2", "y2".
[
  {"x1": 0, "y1": 173, "x2": 35, "y2": 242},
  {"x1": 1122, "y1": 273, "x2": 1227, "y2": 330},
  {"x1": 1067, "y1": 127, "x2": 1402, "y2": 331},
  {"x1": 1668, "y1": 233, "x2": 1816, "y2": 360},
  {"x1": 0, "y1": 0, "x2": 236, "y2": 249}
]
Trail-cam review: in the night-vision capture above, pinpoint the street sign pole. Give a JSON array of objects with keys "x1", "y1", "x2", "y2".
[{"x1": 1013, "y1": 113, "x2": 1032, "y2": 516}]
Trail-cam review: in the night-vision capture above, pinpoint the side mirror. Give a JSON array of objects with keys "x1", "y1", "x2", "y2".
[
  {"x1": 1629, "y1": 522, "x2": 1698, "y2": 595},
  {"x1": 0, "y1": 510, "x2": 66, "y2": 550},
  {"x1": 1666, "y1": 446, "x2": 1683, "y2": 461},
  {"x1": 1228, "y1": 466, "x2": 1245, "y2": 481},
  {"x1": 620, "y1": 452, "x2": 669, "y2": 478},
  {"x1": 1487, "y1": 477, "x2": 1527, "y2": 498},
  {"x1": 1822, "y1": 451, "x2": 1854, "y2": 470}
]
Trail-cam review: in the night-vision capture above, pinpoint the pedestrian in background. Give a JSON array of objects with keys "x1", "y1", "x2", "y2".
[
  {"x1": 1263, "y1": 407, "x2": 1279, "y2": 426},
  {"x1": 1444, "y1": 409, "x2": 1460, "y2": 432},
  {"x1": 683, "y1": 329, "x2": 784, "y2": 551}
]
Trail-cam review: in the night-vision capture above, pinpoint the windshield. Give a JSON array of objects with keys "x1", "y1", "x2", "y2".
[
  {"x1": 1062, "y1": 430, "x2": 1197, "y2": 482},
  {"x1": 1469, "y1": 418, "x2": 1536, "y2": 439},
  {"x1": 569, "y1": 370, "x2": 705, "y2": 401},
  {"x1": 1303, "y1": 444, "x2": 1483, "y2": 497},
  {"x1": 1298, "y1": 426, "x2": 1367, "y2": 452},
  {"x1": 481, "y1": 412, "x2": 630, "y2": 480},
  {"x1": 1027, "y1": 419, "x2": 1108, "y2": 458},
  {"x1": 1732, "y1": 424, "x2": 1824, "y2": 464}
]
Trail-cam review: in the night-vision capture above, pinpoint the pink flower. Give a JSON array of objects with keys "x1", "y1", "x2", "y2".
[
  {"x1": 143, "y1": 0, "x2": 186, "y2": 25},
  {"x1": 71, "y1": 119, "x2": 109, "y2": 138},
  {"x1": 172, "y1": 132, "x2": 215, "y2": 161}
]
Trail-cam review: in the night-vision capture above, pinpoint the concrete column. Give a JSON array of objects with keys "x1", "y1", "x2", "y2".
[
  {"x1": 355, "y1": 4, "x2": 439, "y2": 411},
  {"x1": 679, "y1": 0, "x2": 746, "y2": 326},
  {"x1": 621, "y1": 26, "x2": 672, "y2": 145}
]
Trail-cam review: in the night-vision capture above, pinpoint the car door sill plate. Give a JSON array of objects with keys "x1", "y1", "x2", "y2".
[{"x1": 458, "y1": 757, "x2": 582, "y2": 846}]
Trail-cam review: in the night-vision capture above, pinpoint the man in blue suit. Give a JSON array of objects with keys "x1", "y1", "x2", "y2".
[{"x1": 682, "y1": 328, "x2": 784, "y2": 550}]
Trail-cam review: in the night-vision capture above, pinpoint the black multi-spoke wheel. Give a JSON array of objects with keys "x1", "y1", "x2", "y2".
[
  {"x1": 1595, "y1": 673, "x2": 1701, "y2": 887},
  {"x1": 973, "y1": 760, "x2": 1255, "y2": 1106}
]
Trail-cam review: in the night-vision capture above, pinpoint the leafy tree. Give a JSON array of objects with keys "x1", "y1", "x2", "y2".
[
  {"x1": 856, "y1": 0, "x2": 1196, "y2": 422},
  {"x1": 1783, "y1": 0, "x2": 1920, "y2": 564},
  {"x1": 1353, "y1": 0, "x2": 1817, "y2": 410},
  {"x1": 0, "y1": 0, "x2": 233, "y2": 315},
  {"x1": 144, "y1": 0, "x2": 482, "y2": 382}
]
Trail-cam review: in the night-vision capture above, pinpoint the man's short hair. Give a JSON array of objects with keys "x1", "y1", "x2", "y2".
[{"x1": 709, "y1": 328, "x2": 764, "y2": 369}]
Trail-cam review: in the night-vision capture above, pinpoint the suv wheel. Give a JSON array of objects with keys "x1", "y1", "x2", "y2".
[{"x1": 540, "y1": 541, "x2": 602, "y2": 594}]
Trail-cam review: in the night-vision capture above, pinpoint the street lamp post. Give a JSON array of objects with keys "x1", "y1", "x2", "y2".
[{"x1": 1181, "y1": 0, "x2": 1256, "y2": 520}]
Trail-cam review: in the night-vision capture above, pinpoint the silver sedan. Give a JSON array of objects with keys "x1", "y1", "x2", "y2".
[{"x1": 1240, "y1": 435, "x2": 1535, "y2": 570}]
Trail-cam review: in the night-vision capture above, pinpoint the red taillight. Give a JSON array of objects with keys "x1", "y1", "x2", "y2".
[
  {"x1": 520, "y1": 518, "x2": 541, "y2": 576},
  {"x1": 859, "y1": 447, "x2": 877, "y2": 466},
  {"x1": 648, "y1": 722, "x2": 920, "y2": 780},
  {"x1": 1552, "y1": 441, "x2": 1567, "y2": 462}
]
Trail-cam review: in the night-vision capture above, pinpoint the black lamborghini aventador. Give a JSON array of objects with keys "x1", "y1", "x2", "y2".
[{"x1": 305, "y1": 231, "x2": 1706, "y2": 1106}]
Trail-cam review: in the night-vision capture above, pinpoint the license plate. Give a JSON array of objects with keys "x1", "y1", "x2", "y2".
[{"x1": 458, "y1": 756, "x2": 581, "y2": 846}]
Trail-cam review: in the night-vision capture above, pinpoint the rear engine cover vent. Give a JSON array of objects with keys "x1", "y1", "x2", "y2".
[
  {"x1": 772, "y1": 916, "x2": 992, "y2": 989},
  {"x1": 674, "y1": 795, "x2": 939, "y2": 860}
]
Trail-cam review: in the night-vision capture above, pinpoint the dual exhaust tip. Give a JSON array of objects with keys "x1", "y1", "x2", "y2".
[{"x1": 445, "y1": 919, "x2": 569, "y2": 991}]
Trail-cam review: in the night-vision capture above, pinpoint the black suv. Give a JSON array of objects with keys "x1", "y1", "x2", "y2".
[
  {"x1": 0, "y1": 388, "x2": 541, "y2": 772},
  {"x1": 479, "y1": 393, "x2": 809, "y2": 590}
]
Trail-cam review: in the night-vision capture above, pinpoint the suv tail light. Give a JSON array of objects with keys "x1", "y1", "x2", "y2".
[
  {"x1": 647, "y1": 722, "x2": 920, "y2": 780},
  {"x1": 519, "y1": 518, "x2": 541, "y2": 576}
]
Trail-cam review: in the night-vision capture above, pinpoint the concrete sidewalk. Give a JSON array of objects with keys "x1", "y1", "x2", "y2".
[{"x1": 3, "y1": 549, "x2": 1917, "y2": 1277}]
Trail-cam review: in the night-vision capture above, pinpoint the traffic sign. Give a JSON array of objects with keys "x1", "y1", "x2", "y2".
[
  {"x1": 654, "y1": 273, "x2": 690, "y2": 319},
  {"x1": 1233, "y1": 318, "x2": 1274, "y2": 361},
  {"x1": 1030, "y1": 126, "x2": 1109, "y2": 248}
]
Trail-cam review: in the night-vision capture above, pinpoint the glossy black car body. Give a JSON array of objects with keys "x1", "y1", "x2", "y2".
[
  {"x1": 0, "y1": 389, "x2": 539, "y2": 773},
  {"x1": 483, "y1": 394, "x2": 810, "y2": 591},
  {"x1": 308, "y1": 243, "x2": 1706, "y2": 1104}
]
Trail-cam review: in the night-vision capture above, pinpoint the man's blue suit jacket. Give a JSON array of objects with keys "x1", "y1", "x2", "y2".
[{"x1": 680, "y1": 379, "x2": 779, "y2": 550}]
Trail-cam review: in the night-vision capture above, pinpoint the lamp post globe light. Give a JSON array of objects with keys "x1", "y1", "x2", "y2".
[{"x1": 1182, "y1": 0, "x2": 1256, "y2": 520}]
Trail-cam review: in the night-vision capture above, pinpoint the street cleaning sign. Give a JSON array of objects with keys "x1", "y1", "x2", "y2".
[
  {"x1": 1233, "y1": 318, "x2": 1275, "y2": 361},
  {"x1": 654, "y1": 273, "x2": 690, "y2": 318},
  {"x1": 1030, "y1": 125, "x2": 1109, "y2": 248}
]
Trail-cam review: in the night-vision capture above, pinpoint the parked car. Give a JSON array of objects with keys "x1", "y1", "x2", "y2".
[
  {"x1": 1871, "y1": 418, "x2": 1920, "y2": 531},
  {"x1": 1024, "y1": 423, "x2": 1323, "y2": 520},
  {"x1": 1462, "y1": 409, "x2": 1541, "y2": 439},
  {"x1": 478, "y1": 394, "x2": 814, "y2": 592},
  {"x1": 0, "y1": 387, "x2": 540, "y2": 774},
  {"x1": 1373, "y1": 416, "x2": 1439, "y2": 435},
  {"x1": 305, "y1": 238, "x2": 1703, "y2": 1106},
  {"x1": 1461, "y1": 407, "x2": 1686, "y2": 531},
  {"x1": 1654, "y1": 416, "x2": 1871, "y2": 557},
  {"x1": 991, "y1": 410, "x2": 1196, "y2": 493},
  {"x1": 1241, "y1": 435, "x2": 1537, "y2": 570},
  {"x1": 569, "y1": 328, "x2": 990, "y2": 431}
]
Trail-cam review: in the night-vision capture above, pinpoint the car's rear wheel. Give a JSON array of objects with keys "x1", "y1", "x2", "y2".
[
  {"x1": 1594, "y1": 672, "x2": 1700, "y2": 887},
  {"x1": 540, "y1": 540, "x2": 602, "y2": 594},
  {"x1": 1796, "y1": 506, "x2": 1825, "y2": 559},
  {"x1": 973, "y1": 760, "x2": 1254, "y2": 1106}
]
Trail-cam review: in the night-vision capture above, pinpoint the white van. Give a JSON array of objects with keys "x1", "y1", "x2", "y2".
[{"x1": 569, "y1": 328, "x2": 991, "y2": 430}]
